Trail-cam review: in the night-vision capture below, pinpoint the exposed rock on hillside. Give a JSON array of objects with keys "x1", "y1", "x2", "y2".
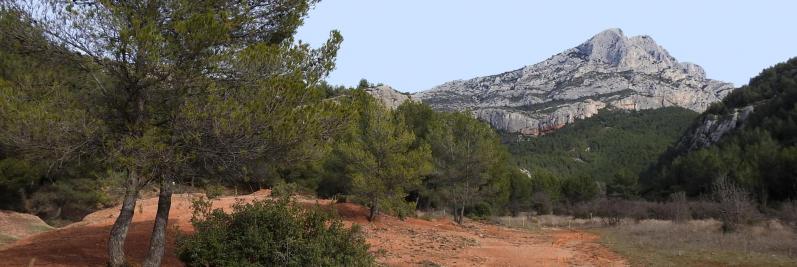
[
  {"x1": 673, "y1": 105, "x2": 754, "y2": 152},
  {"x1": 365, "y1": 85, "x2": 414, "y2": 109},
  {"x1": 414, "y1": 28, "x2": 734, "y2": 135}
]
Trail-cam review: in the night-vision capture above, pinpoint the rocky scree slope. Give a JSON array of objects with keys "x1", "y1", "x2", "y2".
[{"x1": 406, "y1": 28, "x2": 733, "y2": 135}]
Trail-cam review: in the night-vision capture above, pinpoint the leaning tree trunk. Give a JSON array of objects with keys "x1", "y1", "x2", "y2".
[
  {"x1": 368, "y1": 201, "x2": 379, "y2": 222},
  {"x1": 143, "y1": 177, "x2": 174, "y2": 267},
  {"x1": 457, "y1": 204, "x2": 465, "y2": 225},
  {"x1": 108, "y1": 170, "x2": 141, "y2": 267}
]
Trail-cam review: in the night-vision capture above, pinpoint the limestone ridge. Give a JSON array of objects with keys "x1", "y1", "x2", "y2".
[{"x1": 411, "y1": 28, "x2": 735, "y2": 135}]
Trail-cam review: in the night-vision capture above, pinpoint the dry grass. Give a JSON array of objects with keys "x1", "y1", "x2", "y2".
[
  {"x1": 596, "y1": 219, "x2": 797, "y2": 266},
  {"x1": 492, "y1": 214, "x2": 612, "y2": 230},
  {"x1": 490, "y1": 214, "x2": 797, "y2": 266},
  {"x1": 416, "y1": 210, "x2": 448, "y2": 221}
]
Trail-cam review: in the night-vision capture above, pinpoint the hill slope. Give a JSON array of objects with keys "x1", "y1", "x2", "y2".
[
  {"x1": 642, "y1": 57, "x2": 797, "y2": 201},
  {"x1": 507, "y1": 107, "x2": 698, "y2": 193}
]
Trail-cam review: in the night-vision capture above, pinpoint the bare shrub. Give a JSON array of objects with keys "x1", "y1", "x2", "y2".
[
  {"x1": 532, "y1": 214, "x2": 603, "y2": 228},
  {"x1": 491, "y1": 215, "x2": 536, "y2": 230},
  {"x1": 593, "y1": 199, "x2": 623, "y2": 226},
  {"x1": 618, "y1": 200, "x2": 654, "y2": 221},
  {"x1": 688, "y1": 200, "x2": 724, "y2": 220},
  {"x1": 775, "y1": 201, "x2": 797, "y2": 228},
  {"x1": 713, "y1": 179, "x2": 761, "y2": 232},
  {"x1": 562, "y1": 201, "x2": 594, "y2": 219},
  {"x1": 597, "y1": 199, "x2": 652, "y2": 226},
  {"x1": 667, "y1": 192, "x2": 691, "y2": 223},
  {"x1": 531, "y1": 192, "x2": 553, "y2": 215}
]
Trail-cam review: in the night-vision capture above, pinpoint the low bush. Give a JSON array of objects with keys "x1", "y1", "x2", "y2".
[
  {"x1": 688, "y1": 200, "x2": 724, "y2": 220},
  {"x1": 203, "y1": 184, "x2": 226, "y2": 199},
  {"x1": 713, "y1": 179, "x2": 761, "y2": 232},
  {"x1": 177, "y1": 196, "x2": 374, "y2": 267},
  {"x1": 775, "y1": 201, "x2": 797, "y2": 228},
  {"x1": 270, "y1": 181, "x2": 299, "y2": 198}
]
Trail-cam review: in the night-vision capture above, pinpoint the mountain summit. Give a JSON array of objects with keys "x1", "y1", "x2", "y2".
[{"x1": 412, "y1": 28, "x2": 734, "y2": 135}]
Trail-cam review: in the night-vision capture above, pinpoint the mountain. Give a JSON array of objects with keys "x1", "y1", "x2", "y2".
[
  {"x1": 411, "y1": 28, "x2": 733, "y2": 135},
  {"x1": 642, "y1": 57, "x2": 797, "y2": 201}
]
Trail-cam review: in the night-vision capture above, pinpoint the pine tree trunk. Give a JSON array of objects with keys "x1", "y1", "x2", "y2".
[
  {"x1": 368, "y1": 201, "x2": 378, "y2": 222},
  {"x1": 108, "y1": 171, "x2": 140, "y2": 267},
  {"x1": 459, "y1": 205, "x2": 465, "y2": 224},
  {"x1": 143, "y1": 178, "x2": 174, "y2": 267}
]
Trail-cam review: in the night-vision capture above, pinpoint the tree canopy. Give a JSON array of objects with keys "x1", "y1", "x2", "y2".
[{"x1": 0, "y1": 1, "x2": 342, "y2": 266}]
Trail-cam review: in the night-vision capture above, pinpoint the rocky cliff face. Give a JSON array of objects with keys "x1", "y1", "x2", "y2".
[
  {"x1": 673, "y1": 105, "x2": 754, "y2": 152},
  {"x1": 365, "y1": 85, "x2": 414, "y2": 109},
  {"x1": 413, "y1": 28, "x2": 734, "y2": 135}
]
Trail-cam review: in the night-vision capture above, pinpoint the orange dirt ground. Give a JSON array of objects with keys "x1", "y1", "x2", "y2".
[{"x1": 0, "y1": 191, "x2": 627, "y2": 266}]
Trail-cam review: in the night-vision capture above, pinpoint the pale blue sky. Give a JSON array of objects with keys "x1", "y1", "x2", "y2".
[{"x1": 297, "y1": 1, "x2": 795, "y2": 92}]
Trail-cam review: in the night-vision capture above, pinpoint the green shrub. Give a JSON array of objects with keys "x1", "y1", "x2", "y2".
[
  {"x1": 203, "y1": 184, "x2": 226, "y2": 199},
  {"x1": 466, "y1": 201, "x2": 493, "y2": 219},
  {"x1": 270, "y1": 181, "x2": 299, "y2": 198},
  {"x1": 379, "y1": 196, "x2": 416, "y2": 220},
  {"x1": 177, "y1": 196, "x2": 375, "y2": 267}
]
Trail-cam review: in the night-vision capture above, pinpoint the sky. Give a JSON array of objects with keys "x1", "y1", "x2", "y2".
[{"x1": 296, "y1": 1, "x2": 796, "y2": 93}]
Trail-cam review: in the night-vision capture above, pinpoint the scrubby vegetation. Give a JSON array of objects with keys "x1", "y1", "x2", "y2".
[{"x1": 177, "y1": 196, "x2": 374, "y2": 267}]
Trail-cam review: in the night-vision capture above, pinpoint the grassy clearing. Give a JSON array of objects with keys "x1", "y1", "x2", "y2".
[
  {"x1": 489, "y1": 214, "x2": 797, "y2": 266},
  {"x1": 594, "y1": 219, "x2": 797, "y2": 267}
]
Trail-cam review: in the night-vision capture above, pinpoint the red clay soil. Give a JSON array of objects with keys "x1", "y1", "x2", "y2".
[
  {"x1": 0, "y1": 191, "x2": 627, "y2": 267},
  {"x1": 0, "y1": 210, "x2": 54, "y2": 249}
]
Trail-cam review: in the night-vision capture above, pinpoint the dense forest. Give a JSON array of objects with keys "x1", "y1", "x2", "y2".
[
  {"x1": 507, "y1": 107, "x2": 699, "y2": 198},
  {"x1": 643, "y1": 58, "x2": 797, "y2": 205}
]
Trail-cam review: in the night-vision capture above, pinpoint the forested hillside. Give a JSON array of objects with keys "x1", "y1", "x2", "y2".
[
  {"x1": 0, "y1": 9, "x2": 115, "y2": 221},
  {"x1": 643, "y1": 58, "x2": 797, "y2": 204},
  {"x1": 507, "y1": 107, "x2": 698, "y2": 198}
]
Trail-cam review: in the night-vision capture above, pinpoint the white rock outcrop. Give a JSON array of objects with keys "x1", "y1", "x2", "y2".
[
  {"x1": 674, "y1": 105, "x2": 754, "y2": 152},
  {"x1": 364, "y1": 85, "x2": 414, "y2": 109},
  {"x1": 365, "y1": 85, "x2": 413, "y2": 109}
]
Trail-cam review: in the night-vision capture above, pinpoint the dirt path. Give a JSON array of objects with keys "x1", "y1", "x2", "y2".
[{"x1": 0, "y1": 191, "x2": 626, "y2": 266}]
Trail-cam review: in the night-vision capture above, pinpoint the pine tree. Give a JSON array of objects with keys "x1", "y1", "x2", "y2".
[
  {"x1": 426, "y1": 112, "x2": 507, "y2": 224},
  {"x1": 336, "y1": 91, "x2": 432, "y2": 221},
  {"x1": 0, "y1": 1, "x2": 342, "y2": 266}
]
